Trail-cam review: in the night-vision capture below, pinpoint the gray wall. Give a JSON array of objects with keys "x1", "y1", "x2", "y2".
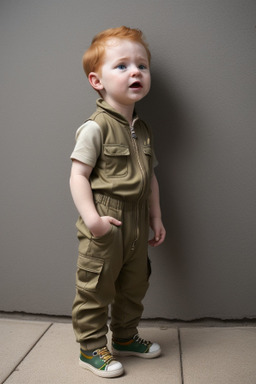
[{"x1": 1, "y1": 0, "x2": 256, "y2": 320}]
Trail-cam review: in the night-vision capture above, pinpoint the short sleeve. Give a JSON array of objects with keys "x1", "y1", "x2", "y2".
[{"x1": 70, "y1": 120, "x2": 101, "y2": 167}]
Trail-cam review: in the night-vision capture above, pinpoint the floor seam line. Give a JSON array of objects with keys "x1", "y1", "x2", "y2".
[
  {"x1": 178, "y1": 328, "x2": 184, "y2": 384},
  {"x1": 2, "y1": 322, "x2": 53, "y2": 384}
]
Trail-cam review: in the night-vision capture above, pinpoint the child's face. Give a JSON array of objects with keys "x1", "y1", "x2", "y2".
[{"x1": 94, "y1": 39, "x2": 151, "y2": 109}]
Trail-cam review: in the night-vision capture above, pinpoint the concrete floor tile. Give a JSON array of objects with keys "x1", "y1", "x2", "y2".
[
  {"x1": 4, "y1": 323, "x2": 181, "y2": 384},
  {"x1": 0, "y1": 319, "x2": 51, "y2": 384},
  {"x1": 180, "y1": 327, "x2": 256, "y2": 384}
]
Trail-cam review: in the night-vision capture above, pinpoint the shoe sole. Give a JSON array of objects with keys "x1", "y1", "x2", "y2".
[
  {"x1": 112, "y1": 347, "x2": 161, "y2": 359},
  {"x1": 79, "y1": 358, "x2": 124, "y2": 378}
]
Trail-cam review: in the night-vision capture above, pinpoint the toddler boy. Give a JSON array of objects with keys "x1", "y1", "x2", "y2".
[{"x1": 70, "y1": 26, "x2": 166, "y2": 378}]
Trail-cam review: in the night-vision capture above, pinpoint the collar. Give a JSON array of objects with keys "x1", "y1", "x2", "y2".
[{"x1": 96, "y1": 99, "x2": 139, "y2": 126}]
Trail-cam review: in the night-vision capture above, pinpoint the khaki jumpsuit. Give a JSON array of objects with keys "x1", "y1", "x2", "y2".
[{"x1": 71, "y1": 99, "x2": 155, "y2": 351}]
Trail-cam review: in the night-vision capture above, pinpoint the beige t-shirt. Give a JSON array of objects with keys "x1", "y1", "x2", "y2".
[{"x1": 70, "y1": 120, "x2": 101, "y2": 167}]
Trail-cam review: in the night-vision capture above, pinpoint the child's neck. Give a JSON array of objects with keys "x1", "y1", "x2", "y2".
[{"x1": 104, "y1": 98, "x2": 135, "y2": 125}]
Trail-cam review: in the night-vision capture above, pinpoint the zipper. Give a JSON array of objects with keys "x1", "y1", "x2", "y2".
[{"x1": 129, "y1": 118, "x2": 146, "y2": 251}]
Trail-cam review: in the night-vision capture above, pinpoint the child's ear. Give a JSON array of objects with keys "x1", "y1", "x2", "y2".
[{"x1": 88, "y1": 72, "x2": 103, "y2": 91}]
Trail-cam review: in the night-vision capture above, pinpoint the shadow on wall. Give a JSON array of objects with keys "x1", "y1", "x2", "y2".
[
  {"x1": 137, "y1": 70, "x2": 192, "y2": 249},
  {"x1": 137, "y1": 69, "x2": 198, "y2": 313}
]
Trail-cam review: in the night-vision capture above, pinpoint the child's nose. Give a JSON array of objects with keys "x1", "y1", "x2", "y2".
[{"x1": 130, "y1": 66, "x2": 141, "y2": 77}]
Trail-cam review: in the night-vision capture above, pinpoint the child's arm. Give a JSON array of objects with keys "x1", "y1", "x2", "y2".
[
  {"x1": 148, "y1": 172, "x2": 166, "y2": 247},
  {"x1": 70, "y1": 159, "x2": 122, "y2": 237}
]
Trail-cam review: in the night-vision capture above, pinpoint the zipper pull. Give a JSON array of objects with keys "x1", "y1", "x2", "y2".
[
  {"x1": 130, "y1": 125, "x2": 137, "y2": 139},
  {"x1": 130, "y1": 117, "x2": 138, "y2": 139}
]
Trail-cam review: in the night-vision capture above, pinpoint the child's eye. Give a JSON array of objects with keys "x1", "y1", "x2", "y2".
[
  {"x1": 138, "y1": 64, "x2": 147, "y2": 70},
  {"x1": 116, "y1": 64, "x2": 126, "y2": 70}
]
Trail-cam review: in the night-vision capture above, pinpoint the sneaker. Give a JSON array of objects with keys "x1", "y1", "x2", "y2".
[
  {"x1": 112, "y1": 334, "x2": 161, "y2": 359},
  {"x1": 79, "y1": 346, "x2": 124, "y2": 378}
]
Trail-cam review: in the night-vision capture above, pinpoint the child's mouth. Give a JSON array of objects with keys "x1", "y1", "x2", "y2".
[{"x1": 129, "y1": 82, "x2": 142, "y2": 88}]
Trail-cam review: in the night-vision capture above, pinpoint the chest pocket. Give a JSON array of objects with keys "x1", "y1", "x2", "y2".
[
  {"x1": 103, "y1": 144, "x2": 130, "y2": 177},
  {"x1": 143, "y1": 145, "x2": 153, "y2": 170},
  {"x1": 143, "y1": 145, "x2": 152, "y2": 157}
]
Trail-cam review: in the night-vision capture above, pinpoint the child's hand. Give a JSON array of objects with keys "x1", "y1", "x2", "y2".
[
  {"x1": 90, "y1": 216, "x2": 122, "y2": 238},
  {"x1": 148, "y1": 217, "x2": 166, "y2": 247}
]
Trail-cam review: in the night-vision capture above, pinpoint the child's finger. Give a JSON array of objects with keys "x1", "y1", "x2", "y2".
[{"x1": 108, "y1": 217, "x2": 122, "y2": 226}]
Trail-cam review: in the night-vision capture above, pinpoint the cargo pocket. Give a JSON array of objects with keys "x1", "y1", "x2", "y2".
[
  {"x1": 104, "y1": 144, "x2": 130, "y2": 177},
  {"x1": 76, "y1": 254, "x2": 104, "y2": 292}
]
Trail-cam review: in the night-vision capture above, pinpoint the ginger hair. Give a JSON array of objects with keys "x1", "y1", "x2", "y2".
[{"x1": 82, "y1": 26, "x2": 151, "y2": 77}]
